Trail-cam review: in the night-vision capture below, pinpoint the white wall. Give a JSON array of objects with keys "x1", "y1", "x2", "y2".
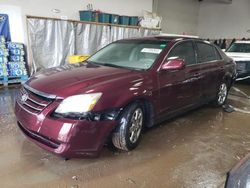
[
  {"x1": 0, "y1": 0, "x2": 153, "y2": 19},
  {"x1": 0, "y1": 0, "x2": 153, "y2": 43},
  {"x1": 4, "y1": 0, "x2": 250, "y2": 43},
  {"x1": 198, "y1": 0, "x2": 250, "y2": 39},
  {"x1": 0, "y1": 0, "x2": 152, "y2": 19},
  {"x1": 156, "y1": 0, "x2": 200, "y2": 35}
]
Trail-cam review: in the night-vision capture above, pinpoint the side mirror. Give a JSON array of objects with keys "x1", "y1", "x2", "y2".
[{"x1": 161, "y1": 59, "x2": 186, "y2": 71}]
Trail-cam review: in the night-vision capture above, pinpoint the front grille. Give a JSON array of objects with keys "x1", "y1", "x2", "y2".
[
  {"x1": 236, "y1": 61, "x2": 250, "y2": 71},
  {"x1": 17, "y1": 86, "x2": 54, "y2": 114},
  {"x1": 17, "y1": 122, "x2": 60, "y2": 149}
]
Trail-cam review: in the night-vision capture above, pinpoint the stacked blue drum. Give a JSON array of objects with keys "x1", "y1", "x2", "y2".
[
  {"x1": 0, "y1": 35, "x2": 28, "y2": 86},
  {"x1": 0, "y1": 35, "x2": 9, "y2": 79},
  {"x1": 7, "y1": 42, "x2": 28, "y2": 77}
]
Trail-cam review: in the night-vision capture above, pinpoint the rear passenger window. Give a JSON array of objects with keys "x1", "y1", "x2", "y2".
[
  {"x1": 196, "y1": 42, "x2": 222, "y2": 63},
  {"x1": 167, "y1": 41, "x2": 196, "y2": 66}
]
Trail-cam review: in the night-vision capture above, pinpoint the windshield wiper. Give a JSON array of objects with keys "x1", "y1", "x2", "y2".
[
  {"x1": 101, "y1": 63, "x2": 123, "y2": 68},
  {"x1": 103, "y1": 63, "x2": 146, "y2": 71},
  {"x1": 87, "y1": 61, "x2": 121, "y2": 68},
  {"x1": 86, "y1": 60, "x2": 97, "y2": 65},
  {"x1": 88, "y1": 62, "x2": 144, "y2": 71}
]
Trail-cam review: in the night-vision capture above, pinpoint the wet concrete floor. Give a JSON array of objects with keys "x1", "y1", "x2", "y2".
[{"x1": 0, "y1": 83, "x2": 250, "y2": 188}]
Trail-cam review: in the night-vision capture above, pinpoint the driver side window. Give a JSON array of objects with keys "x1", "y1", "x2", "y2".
[{"x1": 167, "y1": 41, "x2": 196, "y2": 66}]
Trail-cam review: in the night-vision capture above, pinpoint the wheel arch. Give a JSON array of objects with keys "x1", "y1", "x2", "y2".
[
  {"x1": 223, "y1": 72, "x2": 234, "y2": 88},
  {"x1": 118, "y1": 97, "x2": 155, "y2": 128}
]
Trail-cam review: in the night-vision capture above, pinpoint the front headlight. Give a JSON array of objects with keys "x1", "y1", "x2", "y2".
[{"x1": 55, "y1": 93, "x2": 102, "y2": 114}]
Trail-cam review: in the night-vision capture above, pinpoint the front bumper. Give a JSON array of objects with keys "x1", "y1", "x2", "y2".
[
  {"x1": 236, "y1": 71, "x2": 250, "y2": 79},
  {"x1": 236, "y1": 61, "x2": 250, "y2": 78},
  {"x1": 15, "y1": 100, "x2": 118, "y2": 158}
]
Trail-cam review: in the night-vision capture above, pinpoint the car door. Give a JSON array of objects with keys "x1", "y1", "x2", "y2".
[
  {"x1": 158, "y1": 40, "x2": 202, "y2": 115},
  {"x1": 195, "y1": 41, "x2": 223, "y2": 100}
]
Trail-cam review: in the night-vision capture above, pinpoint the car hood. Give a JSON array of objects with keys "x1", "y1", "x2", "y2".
[
  {"x1": 26, "y1": 63, "x2": 142, "y2": 98},
  {"x1": 226, "y1": 52, "x2": 250, "y2": 61}
]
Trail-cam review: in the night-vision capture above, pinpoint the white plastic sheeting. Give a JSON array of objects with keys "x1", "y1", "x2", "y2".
[{"x1": 27, "y1": 17, "x2": 161, "y2": 74}]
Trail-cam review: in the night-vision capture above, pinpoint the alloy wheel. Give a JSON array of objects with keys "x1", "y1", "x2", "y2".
[
  {"x1": 129, "y1": 108, "x2": 143, "y2": 144},
  {"x1": 218, "y1": 83, "x2": 228, "y2": 105}
]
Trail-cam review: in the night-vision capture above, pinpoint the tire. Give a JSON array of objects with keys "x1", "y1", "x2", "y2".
[
  {"x1": 212, "y1": 82, "x2": 229, "y2": 107},
  {"x1": 112, "y1": 102, "x2": 145, "y2": 151}
]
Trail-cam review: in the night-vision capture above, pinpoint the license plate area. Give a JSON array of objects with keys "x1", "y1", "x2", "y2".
[{"x1": 237, "y1": 62, "x2": 246, "y2": 71}]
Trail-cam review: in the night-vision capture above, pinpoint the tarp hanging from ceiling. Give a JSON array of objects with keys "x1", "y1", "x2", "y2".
[{"x1": 27, "y1": 17, "x2": 161, "y2": 74}]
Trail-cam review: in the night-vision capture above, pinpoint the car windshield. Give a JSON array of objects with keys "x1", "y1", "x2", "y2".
[
  {"x1": 227, "y1": 43, "x2": 250, "y2": 53},
  {"x1": 88, "y1": 40, "x2": 169, "y2": 70}
]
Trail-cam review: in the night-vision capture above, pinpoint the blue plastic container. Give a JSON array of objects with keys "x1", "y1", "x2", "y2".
[
  {"x1": 0, "y1": 48, "x2": 8, "y2": 56},
  {"x1": 0, "y1": 63, "x2": 8, "y2": 77},
  {"x1": 110, "y1": 14, "x2": 119, "y2": 24},
  {"x1": 6, "y1": 42, "x2": 24, "y2": 49},
  {"x1": 9, "y1": 55, "x2": 24, "y2": 62},
  {"x1": 8, "y1": 62, "x2": 25, "y2": 70},
  {"x1": 79, "y1": 10, "x2": 97, "y2": 22},
  {"x1": 119, "y1": 16, "x2": 129, "y2": 25},
  {"x1": 0, "y1": 70, "x2": 4, "y2": 77},
  {"x1": 129, "y1": 17, "x2": 139, "y2": 26},
  {"x1": 0, "y1": 56, "x2": 8, "y2": 64},
  {"x1": 9, "y1": 49, "x2": 24, "y2": 56},
  {"x1": 0, "y1": 68, "x2": 7, "y2": 77},
  {"x1": 98, "y1": 13, "x2": 110, "y2": 23},
  {"x1": 8, "y1": 68, "x2": 27, "y2": 77}
]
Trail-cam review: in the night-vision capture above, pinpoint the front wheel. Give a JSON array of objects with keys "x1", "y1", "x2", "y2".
[
  {"x1": 112, "y1": 102, "x2": 145, "y2": 151},
  {"x1": 213, "y1": 82, "x2": 228, "y2": 107}
]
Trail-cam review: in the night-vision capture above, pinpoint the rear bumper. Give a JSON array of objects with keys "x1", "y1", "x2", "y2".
[{"x1": 15, "y1": 101, "x2": 118, "y2": 158}]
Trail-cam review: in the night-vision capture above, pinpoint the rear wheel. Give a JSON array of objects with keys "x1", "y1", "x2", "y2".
[
  {"x1": 112, "y1": 102, "x2": 144, "y2": 151},
  {"x1": 213, "y1": 82, "x2": 228, "y2": 107}
]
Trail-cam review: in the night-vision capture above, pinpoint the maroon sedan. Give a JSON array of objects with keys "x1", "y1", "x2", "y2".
[{"x1": 15, "y1": 36, "x2": 236, "y2": 158}]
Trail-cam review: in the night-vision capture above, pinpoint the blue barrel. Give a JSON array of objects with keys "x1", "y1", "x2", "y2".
[
  {"x1": 9, "y1": 49, "x2": 24, "y2": 56},
  {"x1": 8, "y1": 62, "x2": 25, "y2": 69},
  {"x1": 79, "y1": 11, "x2": 97, "y2": 22},
  {"x1": 0, "y1": 48, "x2": 8, "y2": 56},
  {"x1": 119, "y1": 16, "x2": 129, "y2": 25},
  {"x1": 6, "y1": 42, "x2": 24, "y2": 49},
  {"x1": 8, "y1": 69, "x2": 24, "y2": 77},
  {"x1": 98, "y1": 13, "x2": 110, "y2": 23},
  {"x1": 129, "y1": 17, "x2": 139, "y2": 26},
  {"x1": 110, "y1": 14, "x2": 119, "y2": 24},
  {"x1": 0, "y1": 63, "x2": 8, "y2": 77},
  {"x1": 9, "y1": 55, "x2": 24, "y2": 62},
  {"x1": 0, "y1": 56, "x2": 8, "y2": 64}
]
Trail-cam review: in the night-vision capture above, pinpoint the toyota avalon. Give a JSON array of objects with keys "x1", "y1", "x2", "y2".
[{"x1": 15, "y1": 36, "x2": 236, "y2": 158}]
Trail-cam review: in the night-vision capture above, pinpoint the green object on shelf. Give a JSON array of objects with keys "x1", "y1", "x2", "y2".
[
  {"x1": 98, "y1": 13, "x2": 110, "y2": 23},
  {"x1": 119, "y1": 16, "x2": 129, "y2": 25},
  {"x1": 160, "y1": 44, "x2": 167, "y2": 49},
  {"x1": 129, "y1": 17, "x2": 139, "y2": 26},
  {"x1": 79, "y1": 10, "x2": 97, "y2": 22},
  {"x1": 110, "y1": 14, "x2": 119, "y2": 24}
]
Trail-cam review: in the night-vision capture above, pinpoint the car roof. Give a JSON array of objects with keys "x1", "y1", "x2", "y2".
[
  {"x1": 156, "y1": 33, "x2": 199, "y2": 39},
  {"x1": 121, "y1": 34, "x2": 201, "y2": 42},
  {"x1": 235, "y1": 41, "x2": 250, "y2": 44}
]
